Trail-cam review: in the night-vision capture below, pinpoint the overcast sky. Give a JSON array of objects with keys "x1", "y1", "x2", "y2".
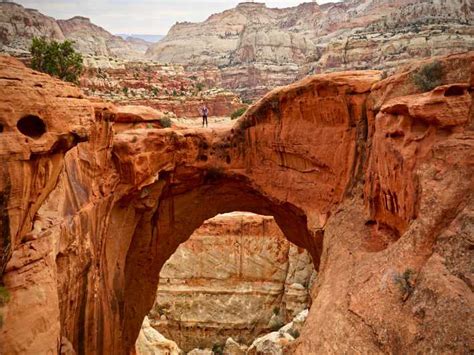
[{"x1": 13, "y1": 0, "x2": 339, "y2": 35}]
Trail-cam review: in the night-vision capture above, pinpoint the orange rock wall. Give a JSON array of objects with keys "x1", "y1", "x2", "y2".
[{"x1": 0, "y1": 53, "x2": 473, "y2": 354}]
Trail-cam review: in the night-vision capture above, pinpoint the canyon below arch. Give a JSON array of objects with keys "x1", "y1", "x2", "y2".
[{"x1": 0, "y1": 50, "x2": 473, "y2": 354}]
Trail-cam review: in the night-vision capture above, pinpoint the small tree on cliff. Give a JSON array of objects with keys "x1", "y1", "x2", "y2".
[{"x1": 30, "y1": 37, "x2": 83, "y2": 83}]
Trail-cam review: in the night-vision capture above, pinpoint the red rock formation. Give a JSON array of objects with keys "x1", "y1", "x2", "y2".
[{"x1": 0, "y1": 52, "x2": 473, "y2": 354}]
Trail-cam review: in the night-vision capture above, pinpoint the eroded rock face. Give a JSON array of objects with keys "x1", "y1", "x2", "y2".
[
  {"x1": 0, "y1": 52, "x2": 473, "y2": 355},
  {"x1": 80, "y1": 61, "x2": 245, "y2": 118},
  {"x1": 135, "y1": 316, "x2": 181, "y2": 355},
  {"x1": 147, "y1": 213, "x2": 314, "y2": 351},
  {"x1": 0, "y1": 2, "x2": 150, "y2": 58},
  {"x1": 147, "y1": 0, "x2": 473, "y2": 98}
]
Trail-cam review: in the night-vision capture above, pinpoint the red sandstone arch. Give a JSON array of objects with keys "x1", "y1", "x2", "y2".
[
  {"x1": 121, "y1": 174, "x2": 322, "y2": 351},
  {"x1": 101, "y1": 71, "x2": 381, "y2": 353}
]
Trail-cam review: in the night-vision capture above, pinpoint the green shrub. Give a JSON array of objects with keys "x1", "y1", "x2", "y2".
[
  {"x1": 288, "y1": 329, "x2": 300, "y2": 339},
  {"x1": 0, "y1": 286, "x2": 10, "y2": 306},
  {"x1": 272, "y1": 307, "x2": 280, "y2": 316},
  {"x1": 158, "y1": 117, "x2": 172, "y2": 128},
  {"x1": 412, "y1": 61, "x2": 443, "y2": 92},
  {"x1": 212, "y1": 343, "x2": 224, "y2": 355},
  {"x1": 394, "y1": 268, "x2": 415, "y2": 300},
  {"x1": 270, "y1": 320, "x2": 285, "y2": 332},
  {"x1": 122, "y1": 87, "x2": 129, "y2": 96},
  {"x1": 196, "y1": 82, "x2": 205, "y2": 92},
  {"x1": 231, "y1": 107, "x2": 247, "y2": 120},
  {"x1": 30, "y1": 37, "x2": 83, "y2": 83}
]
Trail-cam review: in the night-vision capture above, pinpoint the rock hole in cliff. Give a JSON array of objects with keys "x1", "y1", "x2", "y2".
[
  {"x1": 444, "y1": 85, "x2": 465, "y2": 97},
  {"x1": 136, "y1": 212, "x2": 315, "y2": 353},
  {"x1": 0, "y1": 123, "x2": 3, "y2": 133},
  {"x1": 17, "y1": 115, "x2": 46, "y2": 139}
]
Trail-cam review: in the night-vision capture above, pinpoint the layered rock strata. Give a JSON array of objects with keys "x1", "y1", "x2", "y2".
[
  {"x1": 0, "y1": 2, "x2": 150, "y2": 58},
  {"x1": 80, "y1": 61, "x2": 245, "y2": 118},
  {"x1": 148, "y1": 0, "x2": 474, "y2": 98},
  {"x1": 0, "y1": 52, "x2": 472, "y2": 354},
  {"x1": 148, "y1": 213, "x2": 314, "y2": 351}
]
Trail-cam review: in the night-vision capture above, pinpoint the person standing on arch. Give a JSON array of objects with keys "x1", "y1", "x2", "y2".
[{"x1": 200, "y1": 104, "x2": 209, "y2": 128}]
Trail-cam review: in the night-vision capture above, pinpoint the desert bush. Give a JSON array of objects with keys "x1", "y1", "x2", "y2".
[
  {"x1": 158, "y1": 117, "x2": 172, "y2": 128},
  {"x1": 212, "y1": 343, "x2": 224, "y2": 355},
  {"x1": 231, "y1": 107, "x2": 247, "y2": 120},
  {"x1": 0, "y1": 286, "x2": 10, "y2": 306},
  {"x1": 412, "y1": 61, "x2": 443, "y2": 92},
  {"x1": 288, "y1": 329, "x2": 300, "y2": 339},
  {"x1": 30, "y1": 37, "x2": 83, "y2": 83},
  {"x1": 393, "y1": 268, "x2": 415, "y2": 300},
  {"x1": 269, "y1": 320, "x2": 285, "y2": 332},
  {"x1": 196, "y1": 82, "x2": 205, "y2": 92}
]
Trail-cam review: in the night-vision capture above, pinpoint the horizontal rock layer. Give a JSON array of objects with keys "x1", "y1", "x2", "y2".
[
  {"x1": 80, "y1": 61, "x2": 245, "y2": 118},
  {"x1": 148, "y1": 212, "x2": 313, "y2": 351},
  {"x1": 147, "y1": 0, "x2": 474, "y2": 98}
]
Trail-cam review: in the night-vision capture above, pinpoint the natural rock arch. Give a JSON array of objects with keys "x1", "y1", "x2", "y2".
[
  {"x1": 121, "y1": 175, "x2": 321, "y2": 351},
  {"x1": 99, "y1": 71, "x2": 381, "y2": 352},
  {"x1": 1, "y1": 54, "x2": 473, "y2": 355}
]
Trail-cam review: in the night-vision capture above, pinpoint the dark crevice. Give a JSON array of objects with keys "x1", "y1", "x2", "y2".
[
  {"x1": 444, "y1": 85, "x2": 465, "y2": 97},
  {"x1": 0, "y1": 178, "x2": 11, "y2": 278}
]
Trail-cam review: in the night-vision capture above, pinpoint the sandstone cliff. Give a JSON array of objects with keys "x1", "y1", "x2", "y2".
[
  {"x1": 0, "y1": 52, "x2": 473, "y2": 354},
  {"x1": 147, "y1": 0, "x2": 474, "y2": 98},
  {"x1": 148, "y1": 213, "x2": 314, "y2": 351},
  {"x1": 0, "y1": 2, "x2": 150, "y2": 59},
  {"x1": 80, "y1": 60, "x2": 245, "y2": 118}
]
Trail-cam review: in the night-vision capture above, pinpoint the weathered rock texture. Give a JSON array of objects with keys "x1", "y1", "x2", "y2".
[
  {"x1": 0, "y1": 52, "x2": 473, "y2": 355},
  {"x1": 148, "y1": 0, "x2": 474, "y2": 98},
  {"x1": 148, "y1": 212, "x2": 313, "y2": 351},
  {"x1": 80, "y1": 61, "x2": 245, "y2": 118},
  {"x1": 135, "y1": 316, "x2": 181, "y2": 355},
  {"x1": 0, "y1": 2, "x2": 150, "y2": 58}
]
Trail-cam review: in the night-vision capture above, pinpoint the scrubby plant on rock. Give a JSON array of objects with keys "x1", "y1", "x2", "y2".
[{"x1": 30, "y1": 37, "x2": 83, "y2": 83}]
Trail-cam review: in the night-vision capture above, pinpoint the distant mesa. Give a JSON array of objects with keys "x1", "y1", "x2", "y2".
[{"x1": 117, "y1": 34, "x2": 165, "y2": 43}]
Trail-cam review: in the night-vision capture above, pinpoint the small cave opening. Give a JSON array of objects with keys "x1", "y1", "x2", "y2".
[
  {"x1": 17, "y1": 115, "x2": 46, "y2": 139},
  {"x1": 136, "y1": 212, "x2": 315, "y2": 354},
  {"x1": 0, "y1": 123, "x2": 3, "y2": 133},
  {"x1": 444, "y1": 85, "x2": 465, "y2": 97}
]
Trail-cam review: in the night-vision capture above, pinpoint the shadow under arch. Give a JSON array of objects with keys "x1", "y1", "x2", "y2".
[{"x1": 121, "y1": 171, "x2": 323, "y2": 352}]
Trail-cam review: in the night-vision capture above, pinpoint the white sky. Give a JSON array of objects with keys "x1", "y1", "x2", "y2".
[{"x1": 13, "y1": 0, "x2": 340, "y2": 35}]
